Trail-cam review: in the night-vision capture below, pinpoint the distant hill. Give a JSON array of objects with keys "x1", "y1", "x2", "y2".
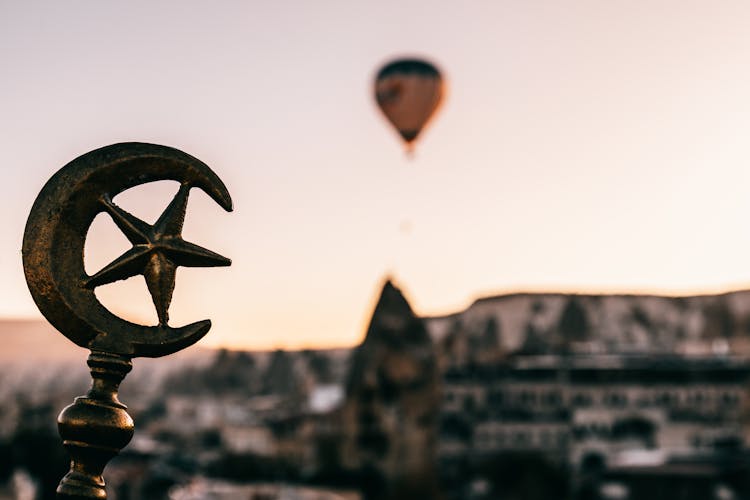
[
  {"x1": 0, "y1": 319, "x2": 214, "y2": 369},
  {"x1": 0, "y1": 318, "x2": 220, "y2": 406},
  {"x1": 0, "y1": 319, "x2": 88, "y2": 365},
  {"x1": 425, "y1": 289, "x2": 750, "y2": 356},
  {"x1": 0, "y1": 319, "x2": 352, "y2": 396}
]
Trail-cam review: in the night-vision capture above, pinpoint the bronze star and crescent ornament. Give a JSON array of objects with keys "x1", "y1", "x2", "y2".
[
  {"x1": 22, "y1": 142, "x2": 233, "y2": 499},
  {"x1": 23, "y1": 142, "x2": 233, "y2": 357}
]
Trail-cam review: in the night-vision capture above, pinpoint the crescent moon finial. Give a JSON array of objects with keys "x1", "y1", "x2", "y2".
[{"x1": 22, "y1": 142, "x2": 233, "y2": 358}]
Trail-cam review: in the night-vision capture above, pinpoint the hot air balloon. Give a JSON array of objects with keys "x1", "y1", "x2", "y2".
[{"x1": 374, "y1": 58, "x2": 444, "y2": 153}]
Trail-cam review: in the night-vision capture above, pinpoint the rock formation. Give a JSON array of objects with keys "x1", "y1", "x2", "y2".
[
  {"x1": 340, "y1": 280, "x2": 441, "y2": 500},
  {"x1": 426, "y1": 289, "x2": 750, "y2": 360}
]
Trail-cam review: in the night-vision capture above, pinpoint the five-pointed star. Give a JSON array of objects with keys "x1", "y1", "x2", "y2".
[{"x1": 84, "y1": 183, "x2": 231, "y2": 325}]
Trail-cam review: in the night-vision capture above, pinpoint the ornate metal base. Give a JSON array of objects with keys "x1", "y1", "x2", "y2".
[{"x1": 56, "y1": 352, "x2": 134, "y2": 499}]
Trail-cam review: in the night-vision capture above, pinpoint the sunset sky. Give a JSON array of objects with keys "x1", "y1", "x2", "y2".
[{"x1": 4, "y1": 2, "x2": 750, "y2": 350}]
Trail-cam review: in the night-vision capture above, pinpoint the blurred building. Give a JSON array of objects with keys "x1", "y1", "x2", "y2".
[
  {"x1": 439, "y1": 354, "x2": 750, "y2": 472},
  {"x1": 425, "y1": 289, "x2": 750, "y2": 499},
  {"x1": 168, "y1": 479, "x2": 360, "y2": 500}
]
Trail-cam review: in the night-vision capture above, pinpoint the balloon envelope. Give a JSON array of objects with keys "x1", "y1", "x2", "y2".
[{"x1": 374, "y1": 58, "x2": 444, "y2": 150}]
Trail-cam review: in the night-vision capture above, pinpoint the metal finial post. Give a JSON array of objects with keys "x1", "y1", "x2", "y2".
[
  {"x1": 22, "y1": 142, "x2": 233, "y2": 499},
  {"x1": 55, "y1": 352, "x2": 133, "y2": 499}
]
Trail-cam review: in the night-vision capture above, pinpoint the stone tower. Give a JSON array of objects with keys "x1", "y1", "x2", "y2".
[{"x1": 340, "y1": 279, "x2": 441, "y2": 499}]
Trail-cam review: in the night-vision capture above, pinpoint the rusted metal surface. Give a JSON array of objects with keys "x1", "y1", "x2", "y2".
[{"x1": 22, "y1": 142, "x2": 232, "y2": 499}]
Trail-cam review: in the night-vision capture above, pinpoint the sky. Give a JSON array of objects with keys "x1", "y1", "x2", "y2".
[{"x1": 4, "y1": 2, "x2": 750, "y2": 350}]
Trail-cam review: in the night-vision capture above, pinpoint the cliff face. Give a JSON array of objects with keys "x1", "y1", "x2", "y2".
[
  {"x1": 426, "y1": 289, "x2": 750, "y2": 358},
  {"x1": 340, "y1": 280, "x2": 441, "y2": 499}
]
